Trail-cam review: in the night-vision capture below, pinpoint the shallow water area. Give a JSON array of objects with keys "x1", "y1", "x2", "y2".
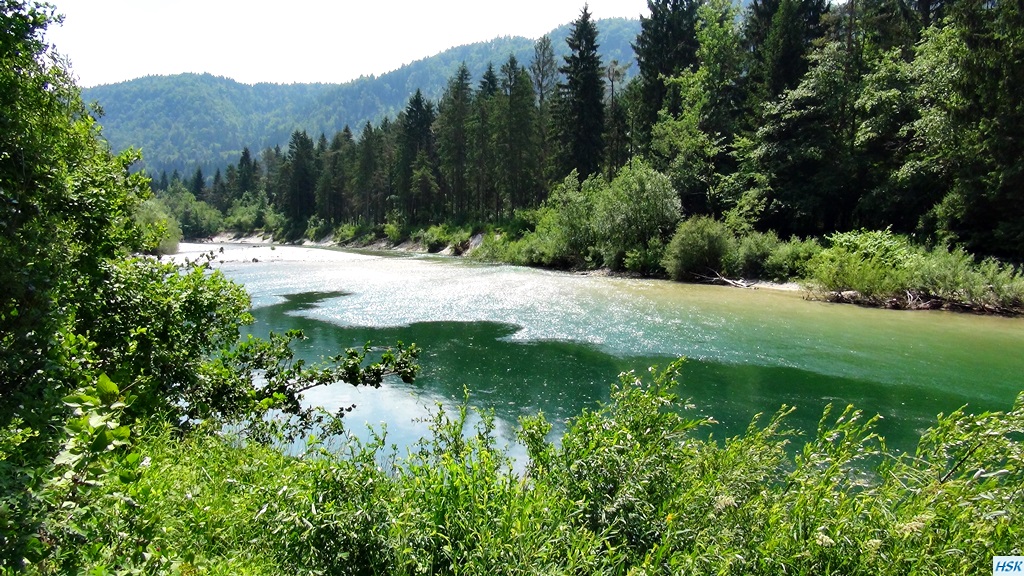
[{"x1": 178, "y1": 242, "x2": 1024, "y2": 460}]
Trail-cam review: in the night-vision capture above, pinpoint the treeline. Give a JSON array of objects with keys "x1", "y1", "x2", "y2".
[{"x1": 157, "y1": 0, "x2": 1023, "y2": 262}]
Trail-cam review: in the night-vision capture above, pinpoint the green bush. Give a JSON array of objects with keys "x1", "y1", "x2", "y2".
[
  {"x1": 134, "y1": 198, "x2": 181, "y2": 255},
  {"x1": 593, "y1": 160, "x2": 681, "y2": 270},
  {"x1": 304, "y1": 215, "x2": 332, "y2": 241},
  {"x1": 333, "y1": 222, "x2": 371, "y2": 244},
  {"x1": 383, "y1": 221, "x2": 406, "y2": 244},
  {"x1": 807, "y1": 229, "x2": 917, "y2": 298},
  {"x1": 34, "y1": 363, "x2": 1023, "y2": 575},
  {"x1": 662, "y1": 216, "x2": 737, "y2": 281},
  {"x1": 624, "y1": 238, "x2": 666, "y2": 275},
  {"x1": 765, "y1": 236, "x2": 822, "y2": 281},
  {"x1": 732, "y1": 230, "x2": 781, "y2": 278}
]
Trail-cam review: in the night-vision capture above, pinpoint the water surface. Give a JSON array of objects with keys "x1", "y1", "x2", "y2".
[{"x1": 182, "y1": 243, "x2": 1024, "y2": 458}]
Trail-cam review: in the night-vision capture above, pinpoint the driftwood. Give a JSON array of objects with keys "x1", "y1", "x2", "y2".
[{"x1": 693, "y1": 270, "x2": 757, "y2": 289}]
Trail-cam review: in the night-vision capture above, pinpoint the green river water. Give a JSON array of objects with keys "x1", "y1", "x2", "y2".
[{"x1": 183, "y1": 243, "x2": 1024, "y2": 460}]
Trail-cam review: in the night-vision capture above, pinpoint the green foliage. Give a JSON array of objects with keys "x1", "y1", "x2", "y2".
[
  {"x1": 808, "y1": 229, "x2": 1024, "y2": 310},
  {"x1": 414, "y1": 223, "x2": 473, "y2": 253},
  {"x1": 134, "y1": 198, "x2": 181, "y2": 255},
  {"x1": 764, "y1": 235, "x2": 822, "y2": 281},
  {"x1": 592, "y1": 159, "x2": 681, "y2": 270},
  {"x1": 225, "y1": 190, "x2": 285, "y2": 235},
  {"x1": 157, "y1": 180, "x2": 223, "y2": 239},
  {"x1": 662, "y1": 216, "x2": 736, "y2": 280},
  {"x1": 733, "y1": 229, "x2": 780, "y2": 278},
  {"x1": 13, "y1": 362, "x2": 1022, "y2": 575}
]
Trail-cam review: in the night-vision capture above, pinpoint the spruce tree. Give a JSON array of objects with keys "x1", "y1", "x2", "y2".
[
  {"x1": 436, "y1": 64, "x2": 473, "y2": 220},
  {"x1": 555, "y1": 5, "x2": 605, "y2": 180}
]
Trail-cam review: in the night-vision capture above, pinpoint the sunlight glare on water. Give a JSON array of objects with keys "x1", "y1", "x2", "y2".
[{"x1": 180, "y1": 242, "x2": 1024, "y2": 457}]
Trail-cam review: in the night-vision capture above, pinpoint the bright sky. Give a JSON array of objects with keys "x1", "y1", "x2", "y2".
[{"x1": 46, "y1": 1, "x2": 650, "y2": 87}]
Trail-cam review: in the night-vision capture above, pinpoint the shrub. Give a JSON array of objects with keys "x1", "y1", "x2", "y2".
[
  {"x1": 384, "y1": 219, "x2": 406, "y2": 244},
  {"x1": 134, "y1": 198, "x2": 181, "y2": 255},
  {"x1": 732, "y1": 230, "x2": 781, "y2": 278},
  {"x1": 662, "y1": 216, "x2": 736, "y2": 281},
  {"x1": 624, "y1": 238, "x2": 666, "y2": 275},
  {"x1": 807, "y1": 229, "x2": 917, "y2": 298},
  {"x1": 304, "y1": 216, "x2": 332, "y2": 241},
  {"x1": 765, "y1": 236, "x2": 822, "y2": 281},
  {"x1": 593, "y1": 160, "x2": 681, "y2": 270}
]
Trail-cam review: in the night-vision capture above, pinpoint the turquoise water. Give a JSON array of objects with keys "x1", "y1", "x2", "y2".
[{"x1": 190, "y1": 243, "x2": 1024, "y2": 458}]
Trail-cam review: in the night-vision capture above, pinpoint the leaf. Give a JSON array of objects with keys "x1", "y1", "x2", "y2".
[{"x1": 96, "y1": 373, "x2": 120, "y2": 403}]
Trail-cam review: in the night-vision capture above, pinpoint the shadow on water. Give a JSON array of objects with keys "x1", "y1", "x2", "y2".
[{"x1": 250, "y1": 292, "x2": 971, "y2": 456}]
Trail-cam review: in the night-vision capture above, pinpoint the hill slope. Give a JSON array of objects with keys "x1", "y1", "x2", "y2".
[{"x1": 84, "y1": 18, "x2": 642, "y2": 177}]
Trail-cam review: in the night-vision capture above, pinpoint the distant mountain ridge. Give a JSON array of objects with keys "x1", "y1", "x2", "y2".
[{"x1": 84, "y1": 18, "x2": 642, "y2": 177}]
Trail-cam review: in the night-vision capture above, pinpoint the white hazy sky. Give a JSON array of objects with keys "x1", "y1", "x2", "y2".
[{"x1": 46, "y1": 1, "x2": 651, "y2": 87}]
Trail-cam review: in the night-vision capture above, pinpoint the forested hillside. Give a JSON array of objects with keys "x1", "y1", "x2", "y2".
[{"x1": 83, "y1": 18, "x2": 641, "y2": 177}]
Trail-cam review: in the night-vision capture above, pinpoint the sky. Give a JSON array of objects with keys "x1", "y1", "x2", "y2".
[{"x1": 46, "y1": 0, "x2": 651, "y2": 87}]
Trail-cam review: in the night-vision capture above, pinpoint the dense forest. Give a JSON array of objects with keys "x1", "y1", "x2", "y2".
[
  {"x1": 2, "y1": 0, "x2": 1023, "y2": 573},
  {"x1": 82, "y1": 18, "x2": 641, "y2": 178}
]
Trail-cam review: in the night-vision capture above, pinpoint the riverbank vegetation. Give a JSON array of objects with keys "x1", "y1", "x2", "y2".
[{"x1": 146, "y1": 0, "x2": 1023, "y2": 313}]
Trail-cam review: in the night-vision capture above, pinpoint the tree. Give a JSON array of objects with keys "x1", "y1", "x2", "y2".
[
  {"x1": 498, "y1": 55, "x2": 538, "y2": 214},
  {"x1": 908, "y1": 0, "x2": 1024, "y2": 257},
  {"x1": 189, "y1": 166, "x2": 205, "y2": 198},
  {"x1": 1, "y1": 1, "x2": 149, "y2": 399},
  {"x1": 396, "y1": 90, "x2": 437, "y2": 223},
  {"x1": 237, "y1": 146, "x2": 257, "y2": 195},
  {"x1": 530, "y1": 35, "x2": 559, "y2": 187},
  {"x1": 633, "y1": 0, "x2": 704, "y2": 149},
  {"x1": 315, "y1": 128, "x2": 354, "y2": 224},
  {"x1": 435, "y1": 64, "x2": 473, "y2": 220},
  {"x1": 652, "y1": 0, "x2": 744, "y2": 214},
  {"x1": 742, "y1": 0, "x2": 830, "y2": 118},
  {"x1": 281, "y1": 130, "x2": 317, "y2": 226},
  {"x1": 469, "y1": 65, "x2": 500, "y2": 219},
  {"x1": 555, "y1": 5, "x2": 606, "y2": 180}
]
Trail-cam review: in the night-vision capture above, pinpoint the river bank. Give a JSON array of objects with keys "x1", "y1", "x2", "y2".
[{"x1": 195, "y1": 232, "x2": 805, "y2": 293}]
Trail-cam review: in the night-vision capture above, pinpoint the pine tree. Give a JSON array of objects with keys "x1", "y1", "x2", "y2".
[
  {"x1": 396, "y1": 90, "x2": 436, "y2": 223},
  {"x1": 435, "y1": 63, "x2": 473, "y2": 220},
  {"x1": 282, "y1": 130, "x2": 317, "y2": 225},
  {"x1": 555, "y1": 5, "x2": 606, "y2": 180}
]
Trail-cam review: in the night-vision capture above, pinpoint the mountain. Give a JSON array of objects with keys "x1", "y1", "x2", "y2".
[{"x1": 83, "y1": 18, "x2": 642, "y2": 178}]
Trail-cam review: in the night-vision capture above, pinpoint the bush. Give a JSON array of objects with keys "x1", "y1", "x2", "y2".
[
  {"x1": 333, "y1": 222, "x2": 371, "y2": 244},
  {"x1": 134, "y1": 198, "x2": 181, "y2": 255},
  {"x1": 305, "y1": 215, "x2": 332, "y2": 241},
  {"x1": 765, "y1": 236, "x2": 822, "y2": 281},
  {"x1": 732, "y1": 230, "x2": 781, "y2": 278},
  {"x1": 662, "y1": 216, "x2": 736, "y2": 281},
  {"x1": 593, "y1": 160, "x2": 681, "y2": 270},
  {"x1": 807, "y1": 229, "x2": 917, "y2": 298},
  {"x1": 624, "y1": 238, "x2": 667, "y2": 275},
  {"x1": 383, "y1": 217, "x2": 407, "y2": 244}
]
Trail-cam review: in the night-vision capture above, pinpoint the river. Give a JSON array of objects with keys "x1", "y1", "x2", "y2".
[{"x1": 178, "y1": 242, "x2": 1024, "y2": 461}]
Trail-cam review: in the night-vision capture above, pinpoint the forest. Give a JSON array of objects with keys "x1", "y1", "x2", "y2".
[
  {"x1": 2, "y1": 0, "x2": 1023, "y2": 573},
  {"x1": 146, "y1": 0, "x2": 1024, "y2": 311}
]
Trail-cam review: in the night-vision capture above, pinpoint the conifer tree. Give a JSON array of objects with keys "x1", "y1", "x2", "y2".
[
  {"x1": 555, "y1": 5, "x2": 606, "y2": 180},
  {"x1": 435, "y1": 64, "x2": 473, "y2": 220},
  {"x1": 634, "y1": 0, "x2": 703, "y2": 149}
]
